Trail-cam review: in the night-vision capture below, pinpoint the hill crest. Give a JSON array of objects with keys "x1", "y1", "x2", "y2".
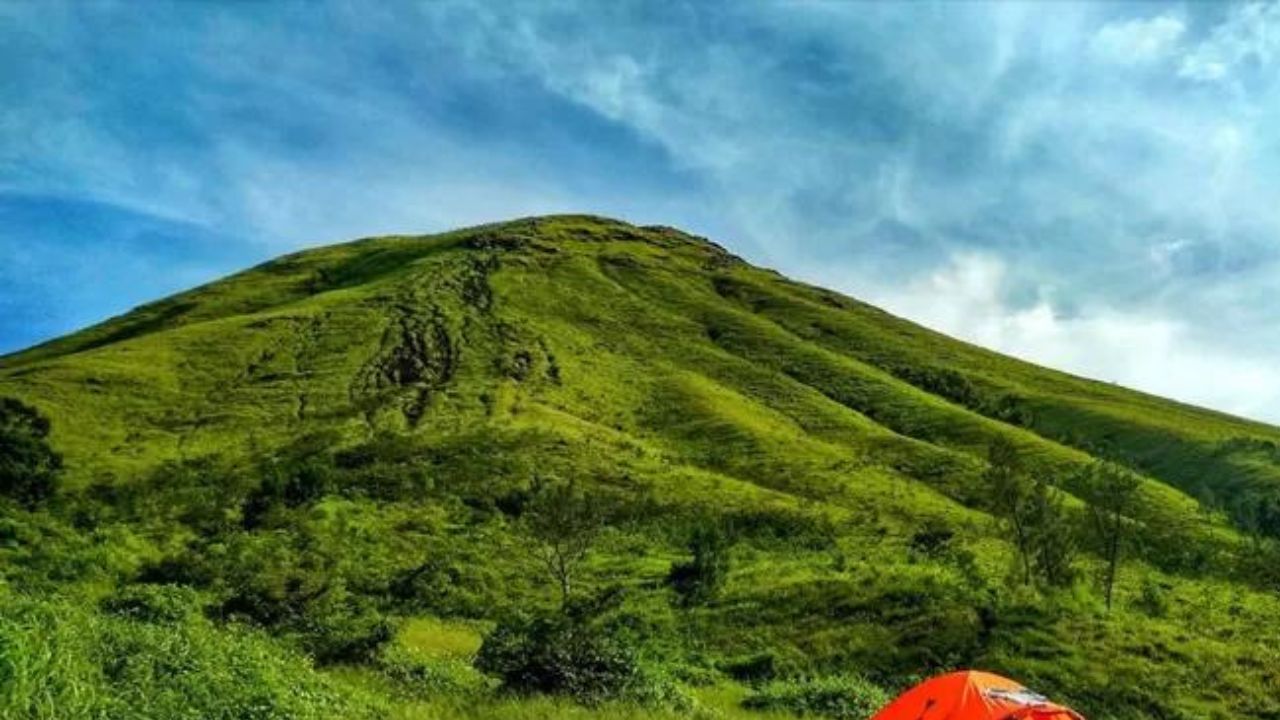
[{"x1": 3, "y1": 215, "x2": 1280, "y2": 532}]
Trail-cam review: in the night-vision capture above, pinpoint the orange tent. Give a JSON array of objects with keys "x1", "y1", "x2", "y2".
[{"x1": 870, "y1": 670, "x2": 1084, "y2": 720}]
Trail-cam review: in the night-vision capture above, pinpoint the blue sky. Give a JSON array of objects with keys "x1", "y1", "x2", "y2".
[{"x1": 4, "y1": 2, "x2": 1280, "y2": 421}]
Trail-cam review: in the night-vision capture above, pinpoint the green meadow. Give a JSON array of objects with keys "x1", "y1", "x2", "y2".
[{"x1": 2, "y1": 215, "x2": 1279, "y2": 719}]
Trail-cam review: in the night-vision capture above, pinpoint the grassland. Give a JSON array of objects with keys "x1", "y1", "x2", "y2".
[{"x1": 2, "y1": 215, "x2": 1279, "y2": 719}]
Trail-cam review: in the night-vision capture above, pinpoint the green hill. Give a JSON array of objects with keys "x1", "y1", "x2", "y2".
[{"x1": 2, "y1": 215, "x2": 1279, "y2": 719}]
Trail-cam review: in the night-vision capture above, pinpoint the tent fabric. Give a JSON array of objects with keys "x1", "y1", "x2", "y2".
[{"x1": 870, "y1": 670, "x2": 1084, "y2": 720}]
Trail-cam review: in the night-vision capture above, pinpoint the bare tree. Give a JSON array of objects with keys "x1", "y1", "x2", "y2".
[{"x1": 521, "y1": 479, "x2": 607, "y2": 607}]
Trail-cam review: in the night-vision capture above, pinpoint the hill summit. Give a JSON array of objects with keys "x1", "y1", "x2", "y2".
[
  {"x1": 6, "y1": 215, "x2": 1280, "y2": 525},
  {"x1": 3, "y1": 215, "x2": 1280, "y2": 718}
]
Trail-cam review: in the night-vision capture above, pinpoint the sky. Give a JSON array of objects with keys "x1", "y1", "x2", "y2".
[{"x1": 3, "y1": 2, "x2": 1280, "y2": 422}]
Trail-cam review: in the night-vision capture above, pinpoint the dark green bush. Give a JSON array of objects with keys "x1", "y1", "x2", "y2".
[
  {"x1": 198, "y1": 529, "x2": 396, "y2": 665},
  {"x1": 0, "y1": 397, "x2": 62, "y2": 509},
  {"x1": 101, "y1": 584, "x2": 202, "y2": 624},
  {"x1": 723, "y1": 506, "x2": 836, "y2": 550},
  {"x1": 667, "y1": 522, "x2": 731, "y2": 606},
  {"x1": 1133, "y1": 577, "x2": 1171, "y2": 618},
  {"x1": 475, "y1": 612, "x2": 639, "y2": 703},
  {"x1": 473, "y1": 609, "x2": 686, "y2": 708},
  {"x1": 908, "y1": 518, "x2": 955, "y2": 559},
  {"x1": 743, "y1": 675, "x2": 890, "y2": 719},
  {"x1": 218, "y1": 581, "x2": 394, "y2": 665},
  {"x1": 292, "y1": 588, "x2": 395, "y2": 665},
  {"x1": 721, "y1": 652, "x2": 779, "y2": 683},
  {"x1": 389, "y1": 550, "x2": 503, "y2": 618}
]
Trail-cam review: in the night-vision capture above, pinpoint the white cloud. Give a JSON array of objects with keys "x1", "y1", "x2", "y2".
[
  {"x1": 852, "y1": 254, "x2": 1280, "y2": 422},
  {"x1": 1091, "y1": 15, "x2": 1185, "y2": 65},
  {"x1": 1180, "y1": 2, "x2": 1280, "y2": 82},
  {"x1": 1179, "y1": 57, "x2": 1228, "y2": 82},
  {"x1": 9, "y1": 2, "x2": 1280, "y2": 423},
  {"x1": 1147, "y1": 238, "x2": 1192, "y2": 275}
]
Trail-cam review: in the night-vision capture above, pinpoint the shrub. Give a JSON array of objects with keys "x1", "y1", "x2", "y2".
[
  {"x1": 0, "y1": 397, "x2": 62, "y2": 509},
  {"x1": 667, "y1": 522, "x2": 731, "y2": 606},
  {"x1": 1133, "y1": 577, "x2": 1171, "y2": 618},
  {"x1": 218, "y1": 580, "x2": 394, "y2": 666},
  {"x1": 743, "y1": 675, "x2": 890, "y2": 719},
  {"x1": 908, "y1": 518, "x2": 955, "y2": 559},
  {"x1": 291, "y1": 588, "x2": 395, "y2": 665},
  {"x1": 389, "y1": 550, "x2": 504, "y2": 618},
  {"x1": 721, "y1": 652, "x2": 779, "y2": 683},
  {"x1": 100, "y1": 584, "x2": 202, "y2": 624},
  {"x1": 376, "y1": 647, "x2": 489, "y2": 699},
  {"x1": 475, "y1": 612, "x2": 638, "y2": 704},
  {"x1": 473, "y1": 609, "x2": 686, "y2": 709},
  {"x1": 723, "y1": 506, "x2": 836, "y2": 550}
]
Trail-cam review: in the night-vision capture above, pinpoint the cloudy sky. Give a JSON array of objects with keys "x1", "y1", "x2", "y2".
[{"x1": 3, "y1": 2, "x2": 1280, "y2": 421}]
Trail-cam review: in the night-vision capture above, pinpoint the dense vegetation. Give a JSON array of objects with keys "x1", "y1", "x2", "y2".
[{"x1": 2, "y1": 215, "x2": 1279, "y2": 719}]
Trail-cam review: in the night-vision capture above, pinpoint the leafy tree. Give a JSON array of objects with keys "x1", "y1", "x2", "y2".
[
  {"x1": 984, "y1": 438, "x2": 1033, "y2": 585},
  {"x1": 984, "y1": 439, "x2": 1076, "y2": 588},
  {"x1": 1080, "y1": 461, "x2": 1142, "y2": 610},
  {"x1": 1024, "y1": 477, "x2": 1077, "y2": 588},
  {"x1": 0, "y1": 397, "x2": 63, "y2": 509},
  {"x1": 1237, "y1": 493, "x2": 1280, "y2": 544}
]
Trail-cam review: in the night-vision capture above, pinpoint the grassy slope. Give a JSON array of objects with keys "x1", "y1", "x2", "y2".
[{"x1": 3, "y1": 215, "x2": 1280, "y2": 718}]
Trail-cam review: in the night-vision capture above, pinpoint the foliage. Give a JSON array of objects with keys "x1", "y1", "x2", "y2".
[
  {"x1": 1079, "y1": 460, "x2": 1142, "y2": 610},
  {"x1": 743, "y1": 675, "x2": 889, "y2": 719},
  {"x1": 984, "y1": 440, "x2": 1078, "y2": 588},
  {"x1": 1132, "y1": 576, "x2": 1171, "y2": 618},
  {"x1": 908, "y1": 518, "x2": 955, "y2": 560},
  {"x1": 3, "y1": 216, "x2": 1280, "y2": 718},
  {"x1": 519, "y1": 479, "x2": 610, "y2": 607},
  {"x1": 667, "y1": 520, "x2": 732, "y2": 606},
  {"x1": 0, "y1": 397, "x2": 62, "y2": 509},
  {"x1": 375, "y1": 646, "x2": 489, "y2": 699},
  {"x1": 100, "y1": 584, "x2": 203, "y2": 624},
  {"x1": 0, "y1": 593, "x2": 376, "y2": 720},
  {"x1": 1023, "y1": 477, "x2": 1078, "y2": 588},
  {"x1": 473, "y1": 602, "x2": 687, "y2": 709}
]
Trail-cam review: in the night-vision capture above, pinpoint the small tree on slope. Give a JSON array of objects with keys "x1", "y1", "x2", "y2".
[{"x1": 1081, "y1": 460, "x2": 1142, "y2": 611}]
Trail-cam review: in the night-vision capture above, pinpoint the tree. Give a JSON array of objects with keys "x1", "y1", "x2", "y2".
[
  {"x1": 984, "y1": 438, "x2": 1077, "y2": 588},
  {"x1": 1024, "y1": 477, "x2": 1077, "y2": 588},
  {"x1": 984, "y1": 438, "x2": 1033, "y2": 585},
  {"x1": 0, "y1": 397, "x2": 63, "y2": 509},
  {"x1": 521, "y1": 479, "x2": 607, "y2": 607},
  {"x1": 1081, "y1": 461, "x2": 1141, "y2": 611}
]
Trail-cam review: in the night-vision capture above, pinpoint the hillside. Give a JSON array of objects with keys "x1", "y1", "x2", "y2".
[{"x1": 2, "y1": 215, "x2": 1280, "y2": 719}]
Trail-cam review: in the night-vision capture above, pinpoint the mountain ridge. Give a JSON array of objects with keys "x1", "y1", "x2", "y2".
[{"x1": 3, "y1": 215, "x2": 1276, "y2": 532}]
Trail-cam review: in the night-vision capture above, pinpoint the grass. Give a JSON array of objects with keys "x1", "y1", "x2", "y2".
[
  {"x1": 2, "y1": 215, "x2": 1280, "y2": 718},
  {"x1": 397, "y1": 617, "x2": 486, "y2": 662}
]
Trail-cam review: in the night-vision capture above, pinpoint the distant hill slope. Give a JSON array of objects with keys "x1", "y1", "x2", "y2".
[{"x1": 3, "y1": 215, "x2": 1277, "y2": 536}]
